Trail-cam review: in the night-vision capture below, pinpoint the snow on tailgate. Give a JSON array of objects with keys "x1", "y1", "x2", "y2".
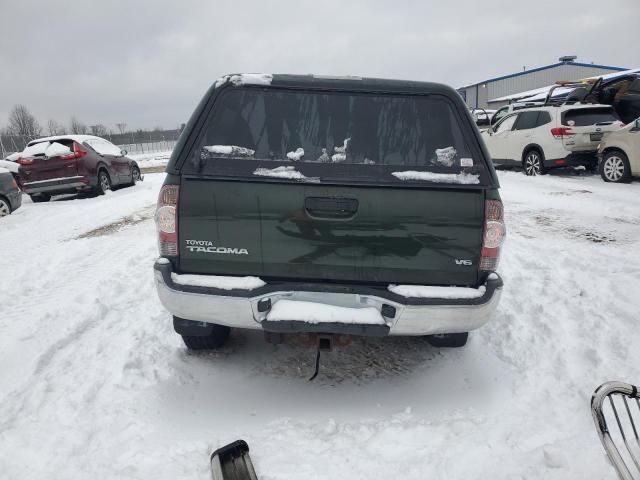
[
  {"x1": 203, "y1": 145, "x2": 255, "y2": 157},
  {"x1": 392, "y1": 170, "x2": 480, "y2": 184},
  {"x1": 267, "y1": 300, "x2": 386, "y2": 325},
  {"x1": 253, "y1": 166, "x2": 320, "y2": 182}
]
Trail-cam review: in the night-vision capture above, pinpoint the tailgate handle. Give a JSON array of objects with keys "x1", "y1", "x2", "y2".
[{"x1": 304, "y1": 197, "x2": 359, "y2": 219}]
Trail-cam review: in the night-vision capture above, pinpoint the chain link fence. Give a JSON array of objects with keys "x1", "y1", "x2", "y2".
[{"x1": 117, "y1": 140, "x2": 177, "y2": 155}]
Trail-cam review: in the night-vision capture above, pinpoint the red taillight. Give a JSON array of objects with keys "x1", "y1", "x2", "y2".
[
  {"x1": 554, "y1": 159, "x2": 567, "y2": 166},
  {"x1": 16, "y1": 157, "x2": 34, "y2": 165},
  {"x1": 480, "y1": 199, "x2": 506, "y2": 271},
  {"x1": 155, "y1": 184, "x2": 179, "y2": 257},
  {"x1": 551, "y1": 127, "x2": 574, "y2": 139},
  {"x1": 60, "y1": 142, "x2": 87, "y2": 160}
]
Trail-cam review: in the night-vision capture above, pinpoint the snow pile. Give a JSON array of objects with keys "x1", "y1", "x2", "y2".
[
  {"x1": 334, "y1": 138, "x2": 350, "y2": 154},
  {"x1": 214, "y1": 73, "x2": 273, "y2": 88},
  {"x1": 317, "y1": 148, "x2": 330, "y2": 162},
  {"x1": 45, "y1": 142, "x2": 72, "y2": 157},
  {"x1": 128, "y1": 151, "x2": 172, "y2": 168},
  {"x1": 286, "y1": 148, "x2": 304, "y2": 161},
  {"x1": 0, "y1": 159, "x2": 19, "y2": 174},
  {"x1": 389, "y1": 284, "x2": 486, "y2": 299},
  {"x1": 253, "y1": 166, "x2": 320, "y2": 182},
  {"x1": 203, "y1": 145, "x2": 255, "y2": 157},
  {"x1": 4, "y1": 152, "x2": 20, "y2": 161},
  {"x1": 171, "y1": 273, "x2": 265, "y2": 290},
  {"x1": 392, "y1": 170, "x2": 480, "y2": 184},
  {"x1": 21, "y1": 142, "x2": 49, "y2": 157},
  {"x1": 435, "y1": 146, "x2": 457, "y2": 167},
  {"x1": 230, "y1": 73, "x2": 273, "y2": 86},
  {"x1": 85, "y1": 139, "x2": 121, "y2": 156},
  {"x1": 18, "y1": 141, "x2": 72, "y2": 159},
  {"x1": 267, "y1": 299, "x2": 386, "y2": 325}
]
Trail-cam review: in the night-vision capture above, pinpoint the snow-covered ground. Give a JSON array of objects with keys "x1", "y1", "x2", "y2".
[
  {"x1": 129, "y1": 150, "x2": 172, "y2": 169},
  {"x1": 1, "y1": 170, "x2": 639, "y2": 479}
]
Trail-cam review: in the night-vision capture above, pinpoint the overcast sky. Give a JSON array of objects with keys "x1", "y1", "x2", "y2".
[{"x1": 1, "y1": 0, "x2": 639, "y2": 131}]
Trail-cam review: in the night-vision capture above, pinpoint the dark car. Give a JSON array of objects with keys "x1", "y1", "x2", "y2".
[
  {"x1": 15, "y1": 135, "x2": 141, "y2": 202},
  {"x1": 0, "y1": 167, "x2": 22, "y2": 216},
  {"x1": 592, "y1": 73, "x2": 640, "y2": 124},
  {"x1": 153, "y1": 73, "x2": 506, "y2": 351}
]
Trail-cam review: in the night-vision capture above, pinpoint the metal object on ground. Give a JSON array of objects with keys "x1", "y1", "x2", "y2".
[
  {"x1": 210, "y1": 440, "x2": 258, "y2": 480},
  {"x1": 592, "y1": 381, "x2": 640, "y2": 480}
]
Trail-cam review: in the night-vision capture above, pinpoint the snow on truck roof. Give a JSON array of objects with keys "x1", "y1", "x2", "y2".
[{"x1": 27, "y1": 134, "x2": 106, "y2": 146}]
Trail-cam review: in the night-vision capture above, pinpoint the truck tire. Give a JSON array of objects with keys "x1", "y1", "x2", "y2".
[
  {"x1": 174, "y1": 317, "x2": 230, "y2": 350},
  {"x1": 426, "y1": 332, "x2": 468, "y2": 348},
  {"x1": 30, "y1": 193, "x2": 51, "y2": 203}
]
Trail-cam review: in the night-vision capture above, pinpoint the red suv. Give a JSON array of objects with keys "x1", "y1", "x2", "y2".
[{"x1": 15, "y1": 135, "x2": 141, "y2": 202}]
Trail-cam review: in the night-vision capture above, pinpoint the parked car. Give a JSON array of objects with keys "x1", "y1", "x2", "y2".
[
  {"x1": 470, "y1": 108, "x2": 497, "y2": 128},
  {"x1": 482, "y1": 104, "x2": 623, "y2": 175},
  {"x1": 153, "y1": 74, "x2": 505, "y2": 351},
  {"x1": 597, "y1": 117, "x2": 640, "y2": 183},
  {"x1": 0, "y1": 167, "x2": 22, "y2": 217},
  {"x1": 489, "y1": 102, "x2": 544, "y2": 126},
  {"x1": 14, "y1": 135, "x2": 141, "y2": 202}
]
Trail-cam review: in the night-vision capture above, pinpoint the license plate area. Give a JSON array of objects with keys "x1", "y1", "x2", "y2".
[{"x1": 590, "y1": 133, "x2": 603, "y2": 142}]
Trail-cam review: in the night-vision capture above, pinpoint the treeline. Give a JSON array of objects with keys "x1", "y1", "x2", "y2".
[{"x1": 1, "y1": 104, "x2": 182, "y2": 143}]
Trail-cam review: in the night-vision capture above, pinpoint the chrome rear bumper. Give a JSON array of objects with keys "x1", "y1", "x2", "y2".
[{"x1": 154, "y1": 259, "x2": 503, "y2": 337}]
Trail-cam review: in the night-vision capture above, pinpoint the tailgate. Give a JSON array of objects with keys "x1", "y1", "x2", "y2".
[
  {"x1": 178, "y1": 179, "x2": 484, "y2": 286},
  {"x1": 175, "y1": 83, "x2": 495, "y2": 287},
  {"x1": 20, "y1": 156, "x2": 78, "y2": 183},
  {"x1": 19, "y1": 140, "x2": 78, "y2": 184},
  {"x1": 562, "y1": 107, "x2": 622, "y2": 151}
]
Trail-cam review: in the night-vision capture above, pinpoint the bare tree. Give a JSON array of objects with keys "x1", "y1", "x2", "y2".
[
  {"x1": 115, "y1": 122, "x2": 127, "y2": 134},
  {"x1": 47, "y1": 119, "x2": 66, "y2": 136},
  {"x1": 70, "y1": 116, "x2": 88, "y2": 134},
  {"x1": 7, "y1": 104, "x2": 41, "y2": 137},
  {"x1": 89, "y1": 124, "x2": 108, "y2": 136}
]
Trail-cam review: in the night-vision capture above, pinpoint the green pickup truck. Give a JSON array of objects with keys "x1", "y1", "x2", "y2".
[{"x1": 154, "y1": 74, "x2": 505, "y2": 350}]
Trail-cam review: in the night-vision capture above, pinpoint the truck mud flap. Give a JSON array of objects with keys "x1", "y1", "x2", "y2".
[{"x1": 210, "y1": 440, "x2": 258, "y2": 480}]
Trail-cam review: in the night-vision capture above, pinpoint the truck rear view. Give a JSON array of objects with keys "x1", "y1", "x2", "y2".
[{"x1": 154, "y1": 74, "x2": 505, "y2": 350}]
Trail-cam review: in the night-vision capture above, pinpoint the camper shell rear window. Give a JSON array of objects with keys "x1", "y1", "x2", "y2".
[{"x1": 182, "y1": 87, "x2": 492, "y2": 187}]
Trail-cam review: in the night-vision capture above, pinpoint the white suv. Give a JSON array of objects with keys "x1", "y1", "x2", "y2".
[
  {"x1": 482, "y1": 104, "x2": 623, "y2": 175},
  {"x1": 597, "y1": 117, "x2": 640, "y2": 183}
]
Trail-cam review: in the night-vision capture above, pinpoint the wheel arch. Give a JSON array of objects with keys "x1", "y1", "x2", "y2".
[
  {"x1": 96, "y1": 162, "x2": 112, "y2": 179},
  {"x1": 601, "y1": 146, "x2": 628, "y2": 158},
  {"x1": 521, "y1": 143, "x2": 545, "y2": 165}
]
